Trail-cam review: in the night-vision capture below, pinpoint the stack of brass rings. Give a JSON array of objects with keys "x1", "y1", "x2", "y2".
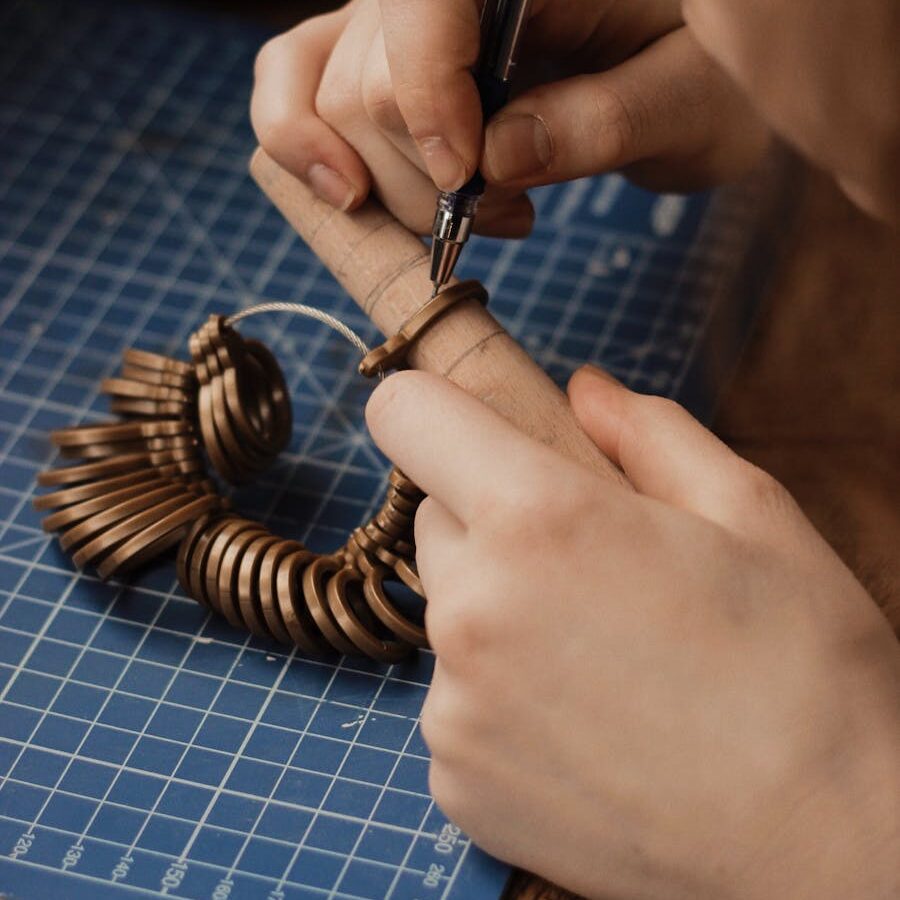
[
  {"x1": 173, "y1": 467, "x2": 426, "y2": 662},
  {"x1": 35, "y1": 349, "x2": 228, "y2": 580},
  {"x1": 189, "y1": 314, "x2": 291, "y2": 483},
  {"x1": 34, "y1": 282, "x2": 487, "y2": 661}
]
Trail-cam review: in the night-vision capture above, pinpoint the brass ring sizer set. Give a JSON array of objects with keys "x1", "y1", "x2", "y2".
[{"x1": 34, "y1": 281, "x2": 488, "y2": 661}]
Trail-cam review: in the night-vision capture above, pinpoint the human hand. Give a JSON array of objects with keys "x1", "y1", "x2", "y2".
[
  {"x1": 683, "y1": 0, "x2": 900, "y2": 223},
  {"x1": 250, "y1": 0, "x2": 771, "y2": 236},
  {"x1": 365, "y1": 367, "x2": 900, "y2": 900}
]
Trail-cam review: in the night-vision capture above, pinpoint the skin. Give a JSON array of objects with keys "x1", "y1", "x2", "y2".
[
  {"x1": 250, "y1": 0, "x2": 771, "y2": 235},
  {"x1": 682, "y1": 0, "x2": 900, "y2": 222},
  {"x1": 252, "y1": 1, "x2": 900, "y2": 895},
  {"x1": 366, "y1": 369, "x2": 900, "y2": 900}
]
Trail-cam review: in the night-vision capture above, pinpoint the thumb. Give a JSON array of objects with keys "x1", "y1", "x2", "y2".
[
  {"x1": 568, "y1": 366, "x2": 802, "y2": 540},
  {"x1": 482, "y1": 27, "x2": 769, "y2": 192}
]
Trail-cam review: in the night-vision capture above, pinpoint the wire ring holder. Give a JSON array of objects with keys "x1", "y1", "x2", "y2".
[{"x1": 34, "y1": 281, "x2": 488, "y2": 662}]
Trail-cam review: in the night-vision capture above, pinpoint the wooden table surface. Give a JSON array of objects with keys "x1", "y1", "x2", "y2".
[{"x1": 506, "y1": 166, "x2": 900, "y2": 899}]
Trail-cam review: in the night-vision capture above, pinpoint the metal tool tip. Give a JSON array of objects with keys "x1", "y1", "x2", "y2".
[{"x1": 430, "y1": 283, "x2": 439, "y2": 299}]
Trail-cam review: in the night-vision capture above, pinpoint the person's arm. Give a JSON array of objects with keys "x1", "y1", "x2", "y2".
[
  {"x1": 363, "y1": 368, "x2": 900, "y2": 900},
  {"x1": 250, "y1": 0, "x2": 770, "y2": 234},
  {"x1": 683, "y1": 0, "x2": 900, "y2": 222}
]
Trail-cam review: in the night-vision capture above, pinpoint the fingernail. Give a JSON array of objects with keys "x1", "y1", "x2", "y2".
[
  {"x1": 417, "y1": 136, "x2": 467, "y2": 192},
  {"x1": 581, "y1": 364, "x2": 623, "y2": 387},
  {"x1": 307, "y1": 163, "x2": 356, "y2": 211},
  {"x1": 484, "y1": 114, "x2": 552, "y2": 183}
]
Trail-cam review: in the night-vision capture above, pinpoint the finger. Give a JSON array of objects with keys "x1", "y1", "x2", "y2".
[
  {"x1": 419, "y1": 658, "x2": 454, "y2": 754},
  {"x1": 360, "y1": 37, "x2": 536, "y2": 236},
  {"x1": 316, "y1": 1, "x2": 452, "y2": 232},
  {"x1": 366, "y1": 371, "x2": 556, "y2": 523},
  {"x1": 568, "y1": 366, "x2": 802, "y2": 536},
  {"x1": 303, "y1": 9, "x2": 532, "y2": 236},
  {"x1": 359, "y1": 25, "x2": 536, "y2": 237},
  {"x1": 251, "y1": 10, "x2": 371, "y2": 210},
  {"x1": 378, "y1": 0, "x2": 483, "y2": 191},
  {"x1": 482, "y1": 27, "x2": 770, "y2": 192},
  {"x1": 360, "y1": 25, "x2": 428, "y2": 171}
]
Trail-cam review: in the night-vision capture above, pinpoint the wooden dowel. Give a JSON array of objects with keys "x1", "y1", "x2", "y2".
[{"x1": 250, "y1": 149, "x2": 628, "y2": 487}]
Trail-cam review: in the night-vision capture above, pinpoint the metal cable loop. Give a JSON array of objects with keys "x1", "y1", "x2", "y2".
[{"x1": 227, "y1": 301, "x2": 381, "y2": 378}]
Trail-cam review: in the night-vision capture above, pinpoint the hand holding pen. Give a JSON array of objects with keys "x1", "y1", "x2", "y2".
[{"x1": 251, "y1": 0, "x2": 769, "y2": 241}]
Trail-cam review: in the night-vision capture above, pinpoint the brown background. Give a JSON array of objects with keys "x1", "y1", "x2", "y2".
[{"x1": 196, "y1": 3, "x2": 900, "y2": 897}]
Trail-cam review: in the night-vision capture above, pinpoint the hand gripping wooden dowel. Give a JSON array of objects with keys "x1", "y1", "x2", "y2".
[{"x1": 250, "y1": 149, "x2": 628, "y2": 487}]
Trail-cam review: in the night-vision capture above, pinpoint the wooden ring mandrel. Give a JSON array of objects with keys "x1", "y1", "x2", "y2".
[{"x1": 250, "y1": 148, "x2": 628, "y2": 488}]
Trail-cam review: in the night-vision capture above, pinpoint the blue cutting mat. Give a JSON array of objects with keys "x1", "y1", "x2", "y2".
[{"x1": 0, "y1": 1, "x2": 778, "y2": 898}]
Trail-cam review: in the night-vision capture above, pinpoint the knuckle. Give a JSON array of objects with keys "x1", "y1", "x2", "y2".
[
  {"x1": 419, "y1": 682, "x2": 469, "y2": 758},
  {"x1": 391, "y1": 80, "x2": 438, "y2": 139},
  {"x1": 735, "y1": 464, "x2": 797, "y2": 517},
  {"x1": 413, "y1": 499, "x2": 455, "y2": 588},
  {"x1": 413, "y1": 497, "x2": 439, "y2": 545},
  {"x1": 427, "y1": 596, "x2": 500, "y2": 664},
  {"x1": 640, "y1": 393, "x2": 685, "y2": 422},
  {"x1": 428, "y1": 762, "x2": 466, "y2": 825},
  {"x1": 482, "y1": 482, "x2": 550, "y2": 531},
  {"x1": 253, "y1": 109, "x2": 300, "y2": 160},
  {"x1": 362, "y1": 71, "x2": 405, "y2": 133},
  {"x1": 680, "y1": 0, "x2": 716, "y2": 42},
  {"x1": 418, "y1": 693, "x2": 442, "y2": 753},
  {"x1": 591, "y1": 81, "x2": 647, "y2": 162},
  {"x1": 313, "y1": 89, "x2": 343, "y2": 129},
  {"x1": 252, "y1": 35, "x2": 281, "y2": 82},
  {"x1": 630, "y1": 394, "x2": 695, "y2": 447},
  {"x1": 314, "y1": 76, "x2": 359, "y2": 129},
  {"x1": 251, "y1": 40, "x2": 305, "y2": 155},
  {"x1": 478, "y1": 470, "x2": 590, "y2": 544}
]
